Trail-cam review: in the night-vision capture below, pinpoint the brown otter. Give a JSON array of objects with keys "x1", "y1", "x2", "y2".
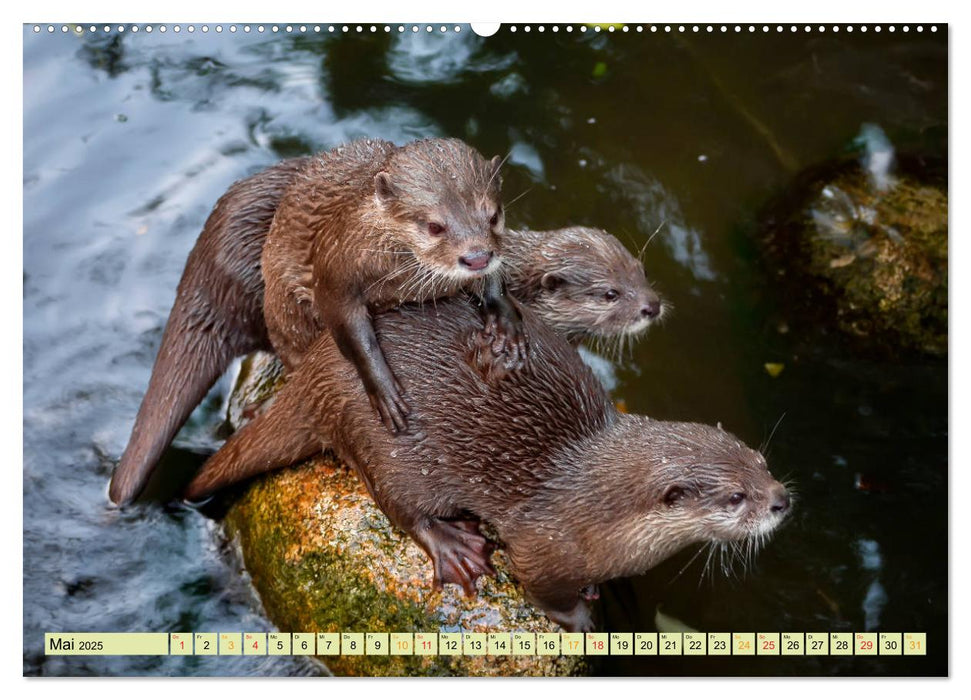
[
  {"x1": 261, "y1": 138, "x2": 525, "y2": 435},
  {"x1": 194, "y1": 224, "x2": 666, "y2": 488},
  {"x1": 504, "y1": 226, "x2": 665, "y2": 350},
  {"x1": 184, "y1": 298, "x2": 790, "y2": 631},
  {"x1": 108, "y1": 157, "x2": 308, "y2": 506},
  {"x1": 109, "y1": 155, "x2": 661, "y2": 506}
]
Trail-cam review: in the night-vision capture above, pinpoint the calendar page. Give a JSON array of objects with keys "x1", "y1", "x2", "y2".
[{"x1": 21, "y1": 11, "x2": 948, "y2": 680}]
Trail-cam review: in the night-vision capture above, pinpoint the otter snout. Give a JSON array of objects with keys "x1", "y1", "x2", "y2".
[
  {"x1": 640, "y1": 298, "x2": 662, "y2": 319},
  {"x1": 459, "y1": 250, "x2": 494, "y2": 272},
  {"x1": 769, "y1": 484, "x2": 791, "y2": 514}
]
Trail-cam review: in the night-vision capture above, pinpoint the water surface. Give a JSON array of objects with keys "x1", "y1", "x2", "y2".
[{"x1": 23, "y1": 24, "x2": 947, "y2": 676}]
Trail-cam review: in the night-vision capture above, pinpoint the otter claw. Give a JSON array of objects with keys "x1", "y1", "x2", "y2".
[
  {"x1": 369, "y1": 386, "x2": 410, "y2": 434},
  {"x1": 543, "y1": 601, "x2": 595, "y2": 633},
  {"x1": 484, "y1": 313, "x2": 529, "y2": 370}
]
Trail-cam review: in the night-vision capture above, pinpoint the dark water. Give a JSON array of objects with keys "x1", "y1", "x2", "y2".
[{"x1": 23, "y1": 24, "x2": 948, "y2": 676}]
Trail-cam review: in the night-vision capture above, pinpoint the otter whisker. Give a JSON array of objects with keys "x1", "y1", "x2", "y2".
[
  {"x1": 617, "y1": 227, "x2": 640, "y2": 254},
  {"x1": 405, "y1": 264, "x2": 435, "y2": 299},
  {"x1": 366, "y1": 255, "x2": 421, "y2": 295},
  {"x1": 411, "y1": 268, "x2": 430, "y2": 301},
  {"x1": 357, "y1": 249, "x2": 414, "y2": 256},
  {"x1": 728, "y1": 541, "x2": 744, "y2": 580},
  {"x1": 719, "y1": 543, "x2": 731, "y2": 578},
  {"x1": 760, "y1": 411, "x2": 787, "y2": 456},
  {"x1": 640, "y1": 220, "x2": 667, "y2": 261},
  {"x1": 700, "y1": 541, "x2": 718, "y2": 585},
  {"x1": 670, "y1": 542, "x2": 708, "y2": 585},
  {"x1": 414, "y1": 269, "x2": 441, "y2": 306},
  {"x1": 504, "y1": 186, "x2": 534, "y2": 211}
]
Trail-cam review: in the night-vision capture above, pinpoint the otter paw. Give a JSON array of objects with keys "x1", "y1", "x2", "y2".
[
  {"x1": 367, "y1": 381, "x2": 411, "y2": 434},
  {"x1": 468, "y1": 330, "x2": 513, "y2": 383},
  {"x1": 425, "y1": 519, "x2": 496, "y2": 597},
  {"x1": 484, "y1": 312, "x2": 529, "y2": 371}
]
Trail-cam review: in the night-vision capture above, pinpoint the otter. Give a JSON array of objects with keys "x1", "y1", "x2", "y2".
[
  {"x1": 184, "y1": 298, "x2": 790, "y2": 631},
  {"x1": 108, "y1": 157, "x2": 308, "y2": 506},
  {"x1": 185, "y1": 224, "x2": 667, "y2": 490},
  {"x1": 504, "y1": 226, "x2": 665, "y2": 349},
  {"x1": 261, "y1": 138, "x2": 526, "y2": 436},
  {"x1": 109, "y1": 155, "x2": 661, "y2": 506}
]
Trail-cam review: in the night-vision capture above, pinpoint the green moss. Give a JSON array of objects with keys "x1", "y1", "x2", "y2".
[
  {"x1": 224, "y1": 452, "x2": 588, "y2": 677},
  {"x1": 762, "y1": 159, "x2": 947, "y2": 356}
]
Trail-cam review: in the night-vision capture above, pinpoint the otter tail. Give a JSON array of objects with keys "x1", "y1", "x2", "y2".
[
  {"x1": 109, "y1": 296, "x2": 264, "y2": 505},
  {"x1": 182, "y1": 381, "x2": 320, "y2": 501},
  {"x1": 109, "y1": 158, "x2": 313, "y2": 506}
]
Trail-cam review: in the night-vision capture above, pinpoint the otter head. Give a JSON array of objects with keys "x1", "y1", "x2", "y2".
[
  {"x1": 648, "y1": 422, "x2": 790, "y2": 546},
  {"x1": 594, "y1": 418, "x2": 790, "y2": 580},
  {"x1": 513, "y1": 227, "x2": 664, "y2": 346},
  {"x1": 374, "y1": 138, "x2": 505, "y2": 289}
]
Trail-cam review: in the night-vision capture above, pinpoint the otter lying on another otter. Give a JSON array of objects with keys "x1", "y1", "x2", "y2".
[
  {"x1": 185, "y1": 298, "x2": 790, "y2": 631},
  {"x1": 109, "y1": 147, "x2": 662, "y2": 506},
  {"x1": 170, "y1": 222, "x2": 666, "y2": 498},
  {"x1": 261, "y1": 138, "x2": 527, "y2": 435}
]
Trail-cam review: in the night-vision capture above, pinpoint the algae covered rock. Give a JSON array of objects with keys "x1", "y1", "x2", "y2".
[
  {"x1": 760, "y1": 130, "x2": 947, "y2": 356},
  {"x1": 221, "y1": 352, "x2": 588, "y2": 677}
]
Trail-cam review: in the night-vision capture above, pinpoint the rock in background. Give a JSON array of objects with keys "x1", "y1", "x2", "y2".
[{"x1": 760, "y1": 126, "x2": 946, "y2": 357}]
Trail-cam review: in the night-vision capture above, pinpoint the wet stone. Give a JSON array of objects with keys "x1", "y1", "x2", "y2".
[
  {"x1": 221, "y1": 352, "x2": 588, "y2": 677},
  {"x1": 760, "y1": 155, "x2": 947, "y2": 357}
]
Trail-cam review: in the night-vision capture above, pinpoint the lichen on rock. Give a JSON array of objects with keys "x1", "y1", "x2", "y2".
[
  {"x1": 220, "y1": 352, "x2": 588, "y2": 676},
  {"x1": 760, "y1": 149, "x2": 947, "y2": 357}
]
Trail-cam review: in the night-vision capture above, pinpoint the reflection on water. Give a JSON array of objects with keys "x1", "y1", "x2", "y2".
[
  {"x1": 23, "y1": 25, "x2": 947, "y2": 676},
  {"x1": 603, "y1": 163, "x2": 716, "y2": 281}
]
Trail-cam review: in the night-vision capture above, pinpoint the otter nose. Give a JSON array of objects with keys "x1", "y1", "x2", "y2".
[
  {"x1": 459, "y1": 250, "x2": 493, "y2": 271},
  {"x1": 770, "y1": 486, "x2": 791, "y2": 514},
  {"x1": 641, "y1": 299, "x2": 661, "y2": 319}
]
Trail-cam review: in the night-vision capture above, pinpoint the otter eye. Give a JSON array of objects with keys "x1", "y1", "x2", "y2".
[
  {"x1": 663, "y1": 485, "x2": 686, "y2": 506},
  {"x1": 489, "y1": 211, "x2": 500, "y2": 227},
  {"x1": 604, "y1": 289, "x2": 620, "y2": 301},
  {"x1": 427, "y1": 222, "x2": 445, "y2": 236},
  {"x1": 729, "y1": 492, "x2": 746, "y2": 506}
]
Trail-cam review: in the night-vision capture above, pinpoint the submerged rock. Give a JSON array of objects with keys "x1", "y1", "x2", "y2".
[
  {"x1": 760, "y1": 133, "x2": 947, "y2": 357},
  {"x1": 221, "y1": 352, "x2": 588, "y2": 677}
]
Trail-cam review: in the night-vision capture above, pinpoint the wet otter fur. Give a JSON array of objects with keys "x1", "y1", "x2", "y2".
[
  {"x1": 261, "y1": 138, "x2": 526, "y2": 435},
  {"x1": 110, "y1": 156, "x2": 661, "y2": 506},
  {"x1": 108, "y1": 157, "x2": 308, "y2": 506},
  {"x1": 184, "y1": 298, "x2": 791, "y2": 631},
  {"x1": 505, "y1": 226, "x2": 665, "y2": 352}
]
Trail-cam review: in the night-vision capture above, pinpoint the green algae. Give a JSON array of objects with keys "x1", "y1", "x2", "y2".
[
  {"x1": 222, "y1": 358, "x2": 587, "y2": 676},
  {"x1": 761, "y1": 158, "x2": 947, "y2": 356}
]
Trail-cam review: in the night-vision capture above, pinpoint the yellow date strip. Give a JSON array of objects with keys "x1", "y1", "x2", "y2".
[{"x1": 45, "y1": 631, "x2": 927, "y2": 657}]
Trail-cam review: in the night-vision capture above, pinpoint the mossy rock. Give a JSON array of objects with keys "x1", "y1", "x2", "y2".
[
  {"x1": 760, "y1": 155, "x2": 947, "y2": 356},
  {"x1": 221, "y1": 353, "x2": 588, "y2": 677}
]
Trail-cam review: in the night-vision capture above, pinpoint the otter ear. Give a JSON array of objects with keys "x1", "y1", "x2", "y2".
[
  {"x1": 663, "y1": 485, "x2": 686, "y2": 506},
  {"x1": 374, "y1": 171, "x2": 396, "y2": 202},
  {"x1": 541, "y1": 272, "x2": 565, "y2": 291},
  {"x1": 489, "y1": 155, "x2": 504, "y2": 186}
]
